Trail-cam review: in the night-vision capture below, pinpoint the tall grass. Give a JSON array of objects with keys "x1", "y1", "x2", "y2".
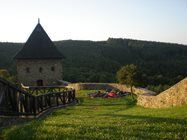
[{"x1": 1, "y1": 90, "x2": 187, "y2": 140}]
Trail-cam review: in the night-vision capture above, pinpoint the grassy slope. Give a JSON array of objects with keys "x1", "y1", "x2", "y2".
[{"x1": 1, "y1": 90, "x2": 187, "y2": 140}]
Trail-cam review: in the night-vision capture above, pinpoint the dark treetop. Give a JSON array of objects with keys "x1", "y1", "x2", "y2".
[{"x1": 14, "y1": 23, "x2": 64, "y2": 59}]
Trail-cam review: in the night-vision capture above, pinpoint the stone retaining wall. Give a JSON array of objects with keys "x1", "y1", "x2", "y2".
[
  {"x1": 68, "y1": 83, "x2": 154, "y2": 95},
  {"x1": 68, "y1": 80, "x2": 187, "y2": 108},
  {"x1": 137, "y1": 78, "x2": 187, "y2": 108}
]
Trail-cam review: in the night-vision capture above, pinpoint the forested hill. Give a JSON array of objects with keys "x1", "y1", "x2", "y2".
[{"x1": 1, "y1": 38, "x2": 187, "y2": 88}]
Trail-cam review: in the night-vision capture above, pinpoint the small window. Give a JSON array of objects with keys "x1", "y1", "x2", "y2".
[
  {"x1": 37, "y1": 80, "x2": 43, "y2": 86},
  {"x1": 26, "y1": 67, "x2": 30, "y2": 73},
  {"x1": 51, "y1": 66, "x2": 55, "y2": 71},
  {"x1": 39, "y1": 67, "x2": 43, "y2": 73}
]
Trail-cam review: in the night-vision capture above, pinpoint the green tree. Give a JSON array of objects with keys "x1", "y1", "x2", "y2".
[
  {"x1": 0, "y1": 69, "x2": 16, "y2": 83},
  {"x1": 116, "y1": 64, "x2": 140, "y2": 98},
  {"x1": 0, "y1": 69, "x2": 10, "y2": 78}
]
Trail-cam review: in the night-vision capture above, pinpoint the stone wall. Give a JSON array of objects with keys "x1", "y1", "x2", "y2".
[
  {"x1": 137, "y1": 78, "x2": 187, "y2": 108},
  {"x1": 17, "y1": 59, "x2": 62, "y2": 86},
  {"x1": 68, "y1": 83, "x2": 154, "y2": 94},
  {"x1": 69, "y1": 81, "x2": 187, "y2": 108}
]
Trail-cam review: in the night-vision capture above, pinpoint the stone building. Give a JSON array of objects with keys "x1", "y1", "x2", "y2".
[{"x1": 14, "y1": 21, "x2": 64, "y2": 86}]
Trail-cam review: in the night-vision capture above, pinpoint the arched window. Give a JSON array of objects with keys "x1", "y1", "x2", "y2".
[{"x1": 39, "y1": 67, "x2": 43, "y2": 73}]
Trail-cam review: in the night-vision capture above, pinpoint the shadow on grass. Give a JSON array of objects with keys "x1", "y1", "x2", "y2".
[
  {"x1": 40, "y1": 123, "x2": 164, "y2": 140},
  {"x1": 11, "y1": 115, "x2": 186, "y2": 140},
  {"x1": 1, "y1": 113, "x2": 186, "y2": 140},
  {"x1": 77, "y1": 96, "x2": 137, "y2": 105},
  {"x1": 75, "y1": 96, "x2": 138, "y2": 114},
  {"x1": 77, "y1": 97, "x2": 85, "y2": 105},
  {"x1": 100, "y1": 114, "x2": 187, "y2": 126}
]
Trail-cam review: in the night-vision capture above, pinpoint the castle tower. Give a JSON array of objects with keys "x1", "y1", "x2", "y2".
[{"x1": 14, "y1": 21, "x2": 64, "y2": 86}]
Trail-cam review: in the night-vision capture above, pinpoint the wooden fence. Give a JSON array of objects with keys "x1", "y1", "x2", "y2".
[
  {"x1": 0, "y1": 77, "x2": 76, "y2": 116},
  {"x1": 24, "y1": 85, "x2": 69, "y2": 95}
]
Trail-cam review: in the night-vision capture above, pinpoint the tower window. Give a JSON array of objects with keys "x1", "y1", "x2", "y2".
[
  {"x1": 26, "y1": 67, "x2": 30, "y2": 73},
  {"x1": 39, "y1": 67, "x2": 43, "y2": 73},
  {"x1": 51, "y1": 66, "x2": 55, "y2": 71}
]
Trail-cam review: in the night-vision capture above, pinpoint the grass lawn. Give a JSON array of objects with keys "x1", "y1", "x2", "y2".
[{"x1": 0, "y1": 90, "x2": 187, "y2": 140}]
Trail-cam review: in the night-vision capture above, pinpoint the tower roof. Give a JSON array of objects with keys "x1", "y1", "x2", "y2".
[{"x1": 15, "y1": 22, "x2": 64, "y2": 59}]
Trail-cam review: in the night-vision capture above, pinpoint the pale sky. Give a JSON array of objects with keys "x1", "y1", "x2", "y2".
[{"x1": 0, "y1": 0, "x2": 187, "y2": 44}]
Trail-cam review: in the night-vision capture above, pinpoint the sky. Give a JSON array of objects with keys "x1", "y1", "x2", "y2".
[{"x1": 0, "y1": 0, "x2": 187, "y2": 44}]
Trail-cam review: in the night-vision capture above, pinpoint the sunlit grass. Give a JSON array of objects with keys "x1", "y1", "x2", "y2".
[{"x1": 0, "y1": 90, "x2": 187, "y2": 140}]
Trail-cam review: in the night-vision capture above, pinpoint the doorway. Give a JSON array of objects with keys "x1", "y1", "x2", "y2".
[{"x1": 37, "y1": 80, "x2": 43, "y2": 86}]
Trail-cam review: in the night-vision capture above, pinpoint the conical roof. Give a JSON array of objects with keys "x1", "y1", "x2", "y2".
[{"x1": 15, "y1": 23, "x2": 64, "y2": 59}]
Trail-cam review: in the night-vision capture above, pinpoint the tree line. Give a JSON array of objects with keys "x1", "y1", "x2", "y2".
[{"x1": 0, "y1": 38, "x2": 187, "y2": 92}]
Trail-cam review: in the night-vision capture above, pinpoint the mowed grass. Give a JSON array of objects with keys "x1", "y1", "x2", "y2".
[{"x1": 1, "y1": 90, "x2": 187, "y2": 140}]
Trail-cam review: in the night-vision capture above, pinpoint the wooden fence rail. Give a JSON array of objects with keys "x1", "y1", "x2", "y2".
[{"x1": 0, "y1": 77, "x2": 76, "y2": 116}]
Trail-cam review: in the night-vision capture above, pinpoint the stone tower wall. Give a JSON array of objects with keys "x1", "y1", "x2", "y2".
[{"x1": 16, "y1": 59, "x2": 62, "y2": 86}]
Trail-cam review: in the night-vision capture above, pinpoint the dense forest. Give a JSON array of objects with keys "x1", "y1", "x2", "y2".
[{"x1": 1, "y1": 38, "x2": 187, "y2": 92}]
